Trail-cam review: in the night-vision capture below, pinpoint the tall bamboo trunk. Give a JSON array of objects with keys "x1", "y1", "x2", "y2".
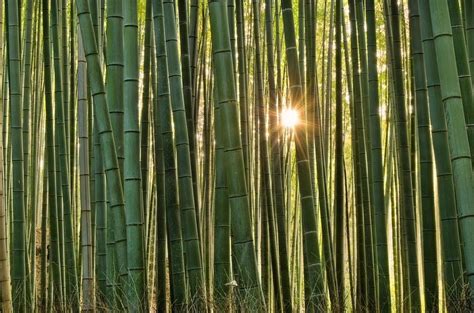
[
  {"x1": 152, "y1": 0, "x2": 188, "y2": 309},
  {"x1": 280, "y1": 0, "x2": 325, "y2": 310},
  {"x1": 366, "y1": 0, "x2": 390, "y2": 310},
  {"x1": 418, "y1": 0, "x2": 465, "y2": 307},
  {"x1": 213, "y1": 84, "x2": 232, "y2": 310},
  {"x1": 428, "y1": 0, "x2": 474, "y2": 302},
  {"x1": 386, "y1": 0, "x2": 420, "y2": 309},
  {"x1": 6, "y1": 0, "x2": 26, "y2": 310},
  {"x1": 77, "y1": 23, "x2": 95, "y2": 311},
  {"x1": 0, "y1": 30, "x2": 12, "y2": 309},
  {"x1": 77, "y1": 0, "x2": 129, "y2": 301},
  {"x1": 265, "y1": 0, "x2": 292, "y2": 310},
  {"x1": 334, "y1": 0, "x2": 345, "y2": 310},
  {"x1": 209, "y1": 0, "x2": 266, "y2": 309},
  {"x1": 162, "y1": 0, "x2": 205, "y2": 306},
  {"x1": 407, "y1": 0, "x2": 438, "y2": 310},
  {"x1": 43, "y1": 0, "x2": 64, "y2": 309},
  {"x1": 123, "y1": 0, "x2": 146, "y2": 309}
]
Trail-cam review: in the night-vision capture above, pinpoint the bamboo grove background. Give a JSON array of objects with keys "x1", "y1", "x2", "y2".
[{"x1": 0, "y1": 0, "x2": 474, "y2": 312}]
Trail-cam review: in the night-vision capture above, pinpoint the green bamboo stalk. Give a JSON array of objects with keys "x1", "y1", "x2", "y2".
[
  {"x1": 466, "y1": 0, "x2": 474, "y2": 91},
  {"x1": 69, "y1": 2, "x2": 76, "y2": 204},
  {"x1": 26, "y1": 5, "x2": 42, "y2": 305},
  {"x1": 40, "y1": 160, "x2": 48, "y2": 312},
  {"x1": 42, "y1": 0, "x2": 63, "y2": 308},
  {"x1": 86, "y1": 3, "x2": 97, "y2": 299},
  {"x1": 151, "y1": 34, "x2": 168, "y2": 312},
  {"x1": 446, "y1": 0, "x2": 474, "y2": 164},
  {"x1": 20, "y1": 4, "x2": 33, "y2": 289},
  {"x1": 6, "y1": 0, "x2": 26, "y2": 310},
  {"x1": 209, "y1": 0, "x2": 266, "y2": 309},
  {"x1": 0, "y1": 1, "x2": 12, "y2": 310},
  {"x1": 305, "y1": 0, "x2": 318, "y2": 218},
  {"x1": 366, "y1": 0, "x2": 390, "y2": 310},
  {"x1": 298, "y1": 0, "x2": 305, "y2": 91},
  {"x1": 62, "y1": 0, "x2": 69, "y2": 135},
  {"x1": 0, "y1": 34, "x2": 12, "y2": 309},
  {"x1": 104, "y1": 0, "x2": 124, "y2": 303},
  {"x1": 429, "y1": 0, "x2": 474, "y2": 301},
  {"x1": 355, "y1": 1, "x2": 377, "y2": 308},
  {"x1": 199, "y1": 50, "x2": 213, "y2": 302},
  {"x1": 341, "y1": 5, "x2": 357, "y2": 307},
  {"x1": 334, "y1": 0, "x2": 345, "y2": 310},
  {"x1": 236, "y1": 0, "x2": 250, "y2": 183},
  {"x1": 177, "y1": 0, "x2": 200, "y2": 214},
  {"x1": 93, "y1": 115, "x2": 107, "y2": 310},
  {"x1": 323, "y1": 0, "x2": 335, "y2": 168},
  {"x1": 348, "y1": 0, "x2": 368, "y2": 308},
  {"x1": 152, "y1": 0, "x2": 188, "y2": 308},
  {"x1": 77, "y1": 0, "x2": 129, "y2": 295},
  {"x1": 280, "y1": 0, "x2": 325, "y2": 310},
  {"x1": 213, "y1": 85, "x2": 232, "y2": 310},
  {"x1": 227, "y1": 0, "x2": 236, "y2": 79},
  {"x1": 407, "y1": 0, "x2": 438, "y2": 309},
  {"x1": 59, "y1": 0, "x2": 70, "y2": 217},
  {"x1": 162, "y1": 0, "x2": 205, "y2": 305},
  {"x1": 312, "y1": 43, "x2": 335, "y2": 311},
  {"x1": 141, "y1": 0, "x2": 152, "y2": 237},
  {"x1": 265, "y1": 0, "x2": 292, "y2": 310},
  {"x1": 386, "y1": 0, "x2": 420, "y2": 309},
  {"x1": 77, "y1": 29, "x2": 95, "y2": 311},
  {"x1": 123, "y1": 0, "x2": 146, "y2": 309},
  {"x1": 418, "y1": 0, "x2": 464, "y2": 306},
  {"x1": 51, "y1": 0, "x2": 69, "y2": 299},
  {"x1": 50, "y1": 0, "x2": 79, "y2": 307},
  {"x1": 189, "y1": 0, "x2": 199, "y2": 93},
  {"x1": 253, "y1": 1, "x2": 282, "y2": 310},
  {"x1": 105, "y1": 0, "x2": 124, "y2": 175}
]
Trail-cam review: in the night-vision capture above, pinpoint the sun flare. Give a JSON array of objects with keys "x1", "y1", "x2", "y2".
[{"x1": 281, "y1": 108, "x2": 300, "y2": 128}]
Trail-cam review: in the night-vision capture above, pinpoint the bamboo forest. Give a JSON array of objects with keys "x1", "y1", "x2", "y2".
[{"x1": 2, "y1": 0, "x2": 474, "y2": 312}]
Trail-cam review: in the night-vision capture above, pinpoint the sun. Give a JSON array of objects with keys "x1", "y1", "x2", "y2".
[{"x1": 281, "y1": 108, "x2": 300, "y2": 128}]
